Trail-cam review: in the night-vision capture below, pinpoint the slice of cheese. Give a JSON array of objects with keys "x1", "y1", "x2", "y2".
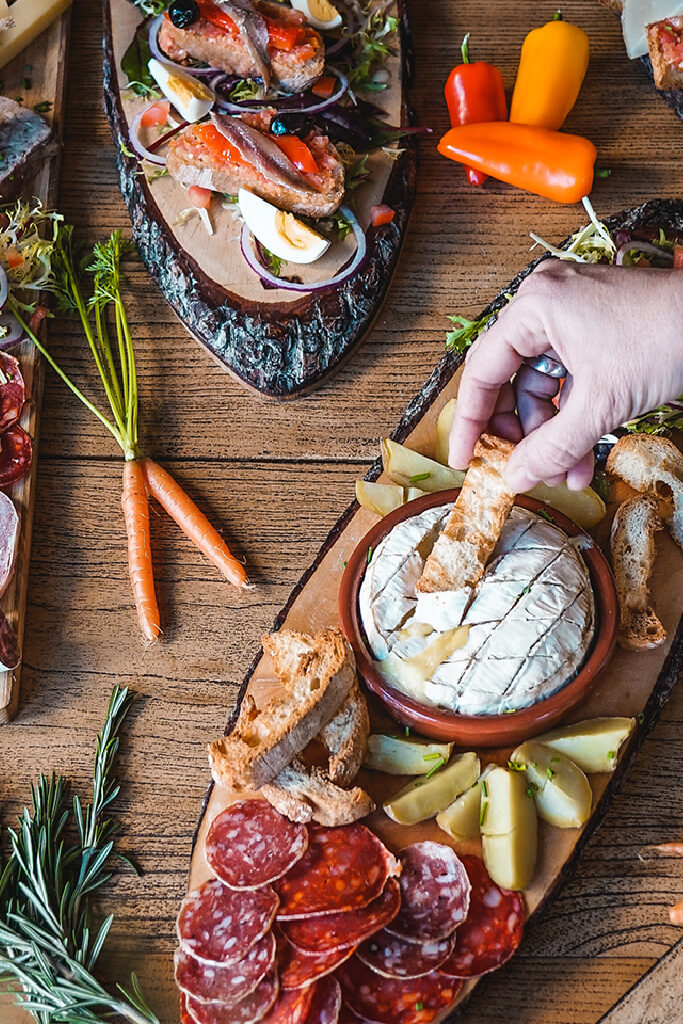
[
  {"x1": 622, "y1": 0, "x2": 683, "y2": 58},
  {"x1": 0, "y1": 0, "x2": 73, "y2": 71}
]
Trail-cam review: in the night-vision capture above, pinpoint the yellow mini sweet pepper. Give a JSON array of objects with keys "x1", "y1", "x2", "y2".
[{"x1": 510, "y1": 12, "x2": 590, "y2": 130}]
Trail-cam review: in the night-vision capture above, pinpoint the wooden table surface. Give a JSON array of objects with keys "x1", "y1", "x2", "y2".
[{"x1": 2, "y1": 1, "x2": 683, "y2": 1022}]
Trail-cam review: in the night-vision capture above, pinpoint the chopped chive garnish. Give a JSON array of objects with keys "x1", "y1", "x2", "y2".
[
  {"x1": 607, "y1": 750, "x2": 616, "y2": 759},
  {"x1": 423, "y1": 752, "x2": 442, "y2": 761},
  {"x1": 507, "y1": 760, "x2": 526, "y2": 772},
  {"x1": 596, "y1": 167, "x2": 612, "y2": 178},
  {"x1": 33, "y1": 100, "x2": 52, "y2": 113},
  {"x1": 479, "y1": 801, "x2": 487, "y2": 827},
  {"x1": 481, "y1": 780, "x2": 488, "y2": 798},
  {"x1": 550, "y1": 756, "x2": 560, "y2": 763},
  {"x1": 367, "y1": 546, "x2": 373, "y2": 563},
  {"x1": 405, "y1": 725, "x2": 410, "y2": 736},
  {"x1": 409, "y1": 472, "x2": 430, "y2": 483},
  {"x1": 526, "y1": 783, "x2": 539, "y2": 798},
  {"x1": 425, "y1": 756, "x2": 446, "y2": 779},
  {"x1": 342, "y1": 560, "x2": 347, "y2": 569},
  {"x1": 504, "y1": 707, "x2": 516, "y2": 714},
  {"x1": 538, "y1": 509, "x2": 553, "y2": 523},
  {"x1": 638, "y1": 713, "x2": 645, "y2": 724},
  {"x1": 415, "y1": 1003, "x2": 424, "y2": 1012},
  {"x1": 546, "y1": 767, "x2": 555, "y2": 780}
]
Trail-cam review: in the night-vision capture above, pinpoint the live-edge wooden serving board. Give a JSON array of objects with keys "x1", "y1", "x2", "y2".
[
  {"x1": 187, "y1": 199, "x2": 683, "y2": 1023},
  {"x1": 0, "y1": 8, "x2": 71, "y2": 723},
  {"x1": 102, "y1": 0, "x2": 417, "y2": 399}
]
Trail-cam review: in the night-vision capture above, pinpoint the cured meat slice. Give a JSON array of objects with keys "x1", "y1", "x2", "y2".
[
  {"x1": 278, "y1": 933, "x2": 353, "y2": 990},
  {"x1": 185, "y1": 971, "x2": 279, "y2": 1024},
  {"x1": 275, "y1": 825, "x2": 399, "y2": 920},
  {"x1": 388, "y1": 843, "x2": 471, "y2": 943},
  {"x1": 0, "y1": 491, "x2": 19, "y2": 597},
  {"x1": 307, "y1": 976, "x2": 341, "y2": 1024},
  {"x1": 260, "y1": 981, "x2": 316, "y2": 1024},
  {"x1": 356, "y1": 929, "x2": 455, "y2": 980},
  {"x1": 175, "y1": 931, "x2": 276, "y2": 1005},
  {"x1": 338, "y1": 957, "x2": 462, "y2": 1024},
  {"x1": 0, "y1": 424, "x2": 32, "y2": 486},
  {"x1": 177, "y1": 878, "x2": 278, "y2": 965},
  {"x1": 181, "y1": 994, "x2": 194, "y2": 1024},
  {"x1": 439, "y1": 855, "x2": 526, "y2": 978},
  {"x1": 281, "y1": 878, "x2": 401, "y2": 954},
  {"x1": 0, "y1": 608, "x2": 19, "y2": 670},
  {"x1": 206, "y1": 799, "x2": 308, "y2": 890},
  {"x1": 0, "y1": 354, "x2": 25, "y2": 433}
]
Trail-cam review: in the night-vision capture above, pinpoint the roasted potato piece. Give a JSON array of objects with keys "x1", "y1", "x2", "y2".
[
  {"x1": 435, "y1": 398, "x2": 458, "y2": 465},
  {"x1": 436, "y1": 763, "x2": 494, "y2": 842},
  {"x1": 535, "y1": 717, "x2": 636, "y2": 773},
  {"x1": 364, "y1": 734, "x2": 453, "y2": 775},
  {"x1": 527, "y1": 481, "x2": 605, "y2": 529},
  {"x1": 480, "y1": 767, "x2": 538, "y2": 891},
  {"x1": 382, "y1": 439, "x2": 465, "y2": 493},
  {"x1": 383, "y1": 751, "x2": 480, "y2": 825},
  {"x1": 356, "y1": 480, "x2": 406, "y2": 517},
  {"x1": 511, "y1": 740, "x2": 592, "y2": 829}
]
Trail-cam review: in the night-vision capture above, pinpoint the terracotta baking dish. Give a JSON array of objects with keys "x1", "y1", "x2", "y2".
[{"x1": 339, "y1": 489, "x2": 619, "y2": 747}]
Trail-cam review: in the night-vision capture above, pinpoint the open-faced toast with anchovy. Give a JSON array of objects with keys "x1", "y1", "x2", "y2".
[{"x1": 104, "y1": 0, "x2": 418, "y2": 396}]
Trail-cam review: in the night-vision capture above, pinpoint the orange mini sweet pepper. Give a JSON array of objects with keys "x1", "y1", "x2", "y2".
[
  {"x1": 437, "y1": 122, "x2": 597, "y2": 204},
  {"x1": 510, "y1": 12, "x2": 590, "y2": 130}
]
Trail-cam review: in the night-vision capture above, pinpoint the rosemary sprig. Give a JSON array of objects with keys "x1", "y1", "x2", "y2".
[{"x1": 0, "y1": 685, "x2": 159, "y2": 1024}]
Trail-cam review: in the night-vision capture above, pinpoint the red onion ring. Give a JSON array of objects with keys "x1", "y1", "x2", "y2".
[
  {"x1": 128, "y1": 107, "x2": 168, "y2": 165},
  {"x1": 240, "y1": 204, "x2": 366, "y2": 291},
  {"x1": 615, "y1": 240, "x2": 674, "y2": 265},
  {"x1": 0, "y1": 265, "x2": 7, "y2": 311},
  {"x1": 0, "y1": 313, "x2": 25, "y2": 350},
  {"x1": 148, "y1": 14, "x2": 223, "y2": 76},
  {"x1": 216, "y1": 66, "x2": 348, "y2": 116}
]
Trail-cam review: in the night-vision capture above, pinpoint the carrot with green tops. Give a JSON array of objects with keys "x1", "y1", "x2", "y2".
[{"x1": 9, "y1": 226, "x2": 250, "y2": 645}]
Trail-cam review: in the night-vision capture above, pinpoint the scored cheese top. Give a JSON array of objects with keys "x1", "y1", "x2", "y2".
[{"x1": 359, "y1": 506, "x2": 595, "y2": 716}]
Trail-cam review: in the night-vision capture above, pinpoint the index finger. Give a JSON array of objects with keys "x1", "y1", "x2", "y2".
[{"x1": 448, "y1": 298, "x2": 552, "y2": 469}]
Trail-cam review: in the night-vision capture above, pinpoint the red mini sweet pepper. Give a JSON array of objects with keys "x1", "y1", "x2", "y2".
[{"x1": 444, "y1": 34, "x2": 507, "y2": 186}]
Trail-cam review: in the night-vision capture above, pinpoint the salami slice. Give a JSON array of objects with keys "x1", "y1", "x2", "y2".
[
  {"x1": 206, "y1": 800, "x2": 308, "y2": 890},
  {"x1": 338, "y1": 957, "x2": 462, "y2": 1024},
  {"x1": 185, "y1": 971, "x2": 279, "y2": 1024},
  {"x1": 175, "y1": 932, "x2": 276, "y2": 1006},
  {"x1": 281, "y1": 878, "x2": 401, "y2": 954},
  {"x1": 0, "y1": 354, "x2": 25, "y2": 433},
  {"x1": 0, "y1": 424, "x2": 32, "y2": 487},
  {"x1": 307, "y1": 976, "x2": 341, "y2": 1024},
  {"x1": 181, "y1": 994, "x2": 194, "y2": 1024},
  {"x1": 275, "y1": 825, "x2": 399, "y2": 920},
  {"x1": 177, "y1": 878, "x2": 278, "y2": 965},
  {"x1": 356, "y1": 929, "x2": 454, "y2": 980},
  {"x1": 278, "y1": 933, "x2": 353, "y2": 990},
  {"x1": 260, "y1": 981, "x2": 316, "y2": 1024},
  {"x1": 439, "y1": 855, "x2": 526, "y2": 979},
  {"x1": 388, "y1": 843, "x2": 470, "y2": 943}
]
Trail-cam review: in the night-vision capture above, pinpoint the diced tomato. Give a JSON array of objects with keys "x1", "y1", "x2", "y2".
[
  {"x1": 141, "y1": 100, "x2": 170, "y2": 128},
  {"x1": 5, "y1": 249, "x2": 23, "y2": 270},
  {"x1": 311, "y1": 76, "x2": 336, "y2": 99},
  {"x1": 370, "y1": 205, "x2": 395, "y2": 227},
  {"x1": 657, "y1": 17, "x2": 683, "y2": 66},
  {"x1": 196, "y1": 0, "x2": 239, "y2": 36},
  {"x1": 264, "y1": 16, "x2": 306, "y2": 52},
  {"x1": 273, "y1": 134, "x2": 319, "y2": 175},
  {"x1": 188, "y1": 185, "x2": 213, "y2": 209},
  {"x1": 184, "y1": 123, "x2": 247, "y2": 167},
  {"x1": 29, "y1": 305, "x2": 49, "y2": 334},
  {"x1": 674, "y1": 244, "x2": 683, "y2": 268}
]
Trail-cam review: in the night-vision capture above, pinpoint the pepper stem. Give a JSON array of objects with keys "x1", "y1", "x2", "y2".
[
  {"x1": 461, "y1": 32, "x2": 470, "y2": 64},
  {"x1": 553, "y1": 10, "x2": 563, "y2": 20}
]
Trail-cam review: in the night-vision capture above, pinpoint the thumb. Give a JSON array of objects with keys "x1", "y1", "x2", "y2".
[{"x1": 503, "y1": 395, "x2": 595, "y2": 493}]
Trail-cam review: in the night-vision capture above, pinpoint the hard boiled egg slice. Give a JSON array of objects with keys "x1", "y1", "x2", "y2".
[
  {"x1": 238, "y1": 189, "x2": 330, "y2": 264},
  {"x1": 148, "y1": 59, "x2": 214, "y2": 123},
  {"x1": 290, "y1": 0, "x2": 342, "y2": 31}
]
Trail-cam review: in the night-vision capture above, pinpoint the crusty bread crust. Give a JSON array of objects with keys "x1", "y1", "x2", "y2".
[
  {"x1": 260, "y1": 757, "x2": 374, "y2": 827},
  {"x1": 417, "y1": 433, "x2": 515, "y2": 594},
  {"x1": 606, "y1": 433, "x2": 683, "y2": 550},
  {"x1": 319, "y1": 682, "x2": 370, "y2": 787},
  {"x1": 610, "y1": 495, "x2": 666, "y2": 650},
  {"x1": 208, "y1": 628, "x2": 355, "y2": 791},
  {"x1": 647, "y1": 17, "x2": 683, "y2": 90}
]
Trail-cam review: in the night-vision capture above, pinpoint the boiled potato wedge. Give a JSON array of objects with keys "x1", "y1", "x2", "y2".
[
  {"x1": 535, "y1": 717, "x2": 636, "y2": 773},
  {"x1": 527, "y1": 481, "x2": 605, "y2": 529},
  {"x1": 480, "y1": 767, "x2": 537, "y2": 891},
  {"x1": 512, "y1": 740, "x2": 592, "y2": 829},
  {"x1": 436, "y1": 763, "x2": 494, "y2": 842},
  {"x1": 356, "y1": 480, "x2": 406, "y2": 517},
  {"x1": 384, "y1": 751, "x2": 480, "y2": 825},
  {"x1": 364, "y1": 734, "x2": 453, "y2": 775},
  {"x1": 435, "y1": 398, "x2": 457, "y2": 465},
  {"x1": 381, "y1": 439, "x2": 465, "y2": 493}
]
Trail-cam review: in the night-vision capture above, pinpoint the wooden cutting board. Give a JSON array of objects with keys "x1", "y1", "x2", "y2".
[
  {"x1": 101, "y1": 0, "x2": 417, "y2": 398},
  {"x1": 597, "y1": 937, "x2": 683, "y2": 1023},
  {"x1": 0, "y1": 7, "x2": 71, "y2": 723},
  {"x1": 187, "y1": 200, "x2": 683, "y2": 1022}
]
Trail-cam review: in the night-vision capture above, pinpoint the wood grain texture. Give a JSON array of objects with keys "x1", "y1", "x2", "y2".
[
  {"x1": 2, "y1": 0, "x2": 683, "y2": 1022},
  {"x1": 0, "y1": 9, "x2": 71, "y2": 720}
]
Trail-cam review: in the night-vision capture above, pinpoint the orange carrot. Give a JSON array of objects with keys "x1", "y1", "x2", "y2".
[
  {"x1": 670, "y1": 900, "x2": 683, "y2": 926},
  {"x1": 654, "y1": 843, "x2": 683, "y2": 857},
  {"x1": 140, "y1": 458, "x2": 249, "y2": 590},
  {"x1": 122, "y1": 460, "x2": 160, "y2": 644}
]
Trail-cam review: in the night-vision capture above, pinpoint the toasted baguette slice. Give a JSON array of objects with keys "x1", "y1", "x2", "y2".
[
  {"x1": 319, "y1": 682, "x2": 370, "y2": 787},
  {"x1": 606, "y1": 433, "x2": 683, "y2": 549},
  {"x1": 261, "y1": 758, "x2": 374, "y2": 827},
  {"x1": 610, "y1": 495, "x2": 666, "y2": 650},
  {"x1": 417, "y1": 434, "x2": 515, "y2": 594},
  {"x1": 647, "y1": 17, "x2": 683, "y2": 90},
  {"x1": 208, "y1": 628, "x2": 355, "y2": 791}
]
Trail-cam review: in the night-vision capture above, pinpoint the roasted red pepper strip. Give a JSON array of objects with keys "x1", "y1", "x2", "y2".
[
  {"x1": 444, "y1": 34, "x2": 507, "y2": 187},
  {"x1": 438, "y1": 121, "x2": 596, "y2": 204},
  {"x1": 272, "y1": 134, "x2": 318, "y2": 175}
]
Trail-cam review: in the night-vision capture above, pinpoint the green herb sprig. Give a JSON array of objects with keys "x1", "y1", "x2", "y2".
[{"x1": 0, "y1": 686, "x2": 159, "y2": 1024}]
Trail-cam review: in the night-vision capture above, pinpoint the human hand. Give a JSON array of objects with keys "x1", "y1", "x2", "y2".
[{"x1": 448, "y1": 260, "x2": 683, "y2": 492}]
